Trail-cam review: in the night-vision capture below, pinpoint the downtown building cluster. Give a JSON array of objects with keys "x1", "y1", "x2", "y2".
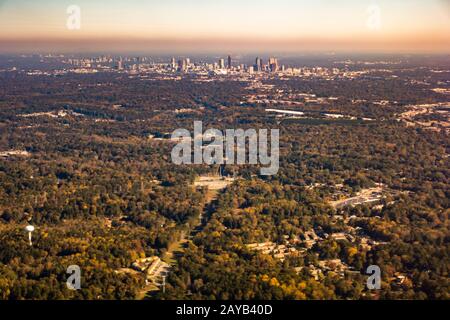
[{"x1": 171, "y1": 55, "x2": 284, "y2": 75}]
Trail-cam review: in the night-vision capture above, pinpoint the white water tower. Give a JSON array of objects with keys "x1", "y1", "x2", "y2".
[{"x1": 25, "y1": 225, "x2": 35, "y2": 246}]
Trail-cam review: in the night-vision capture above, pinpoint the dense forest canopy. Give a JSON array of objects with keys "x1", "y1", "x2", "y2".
[{"x1": 0, "y1": 54, "x2": 448, "y2": 300}]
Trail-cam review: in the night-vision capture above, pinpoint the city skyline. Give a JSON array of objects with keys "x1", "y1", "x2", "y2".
[{"x1": 0, "y1": 0, "x2": 449, "y2": 53}]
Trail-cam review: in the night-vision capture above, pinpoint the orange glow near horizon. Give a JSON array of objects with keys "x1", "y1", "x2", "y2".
[{"x1": 0, "y1": 0, "x2": 449, "y2": 53}]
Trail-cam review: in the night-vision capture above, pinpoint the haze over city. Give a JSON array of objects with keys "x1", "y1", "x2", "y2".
[{"x1": 0, "y1": 0, "x2": 449, "y2": 53}]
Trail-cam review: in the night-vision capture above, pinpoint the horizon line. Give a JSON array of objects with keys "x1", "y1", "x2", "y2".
[{"x1": 1, "y1": 35, "x2": 449, "y2": 55}]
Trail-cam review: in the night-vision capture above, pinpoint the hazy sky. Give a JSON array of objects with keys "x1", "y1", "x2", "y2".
[{"x1": 0, "y1": 0, "x2": 449, "y2": 53}]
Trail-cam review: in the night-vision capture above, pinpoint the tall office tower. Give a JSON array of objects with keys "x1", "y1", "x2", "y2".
[
  {"x1": 186, "y1": 58, "x2": 191, "y2": 65},
  {"x1": 269, "y1": 57, "x2": 279, "y2": 72},
  {"x1": 219, "y1": 58, "x2": 225, "y2": 69},
  {"x1": 227, "y1": 55, "x2": 232, "y2": 69},
  {"x1": 178, "y1": 59, "x2": 187, "y2": 72},
  {"x1": 171, "y1": 57, "x2": 176, "y2": 69},
  {"x1": 117, "y1": 58, "x2": 124, "y2": 70},
  {"x1": 255, "y1": 57, "x2": 260, "y2": 71},
  {"x1": 255, "y1": 57, "x2": 263, "y2": 72}
]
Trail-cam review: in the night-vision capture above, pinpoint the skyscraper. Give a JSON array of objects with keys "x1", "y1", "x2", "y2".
[
  {"x1": 227, "y1": 55, "x2": 232, "y2": 69},
  {"x1": 269, "y1": 57, "x2": 279, "y2": 72},
  {"x1": 178, "y1": 59, "x2": 187, "y2": 72},
  {"x1": 219, "y1": 58, "x2": 225, "y2": 69},
  {"x1": 255, "y1": 57, "x2": 263, "y2": 72},
  {"x1": 117, "y1": 57, "x2": 124, "y2": 70},
  {"x1": 171, "y1": 57, "x2": 176, "y2": 69}
]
